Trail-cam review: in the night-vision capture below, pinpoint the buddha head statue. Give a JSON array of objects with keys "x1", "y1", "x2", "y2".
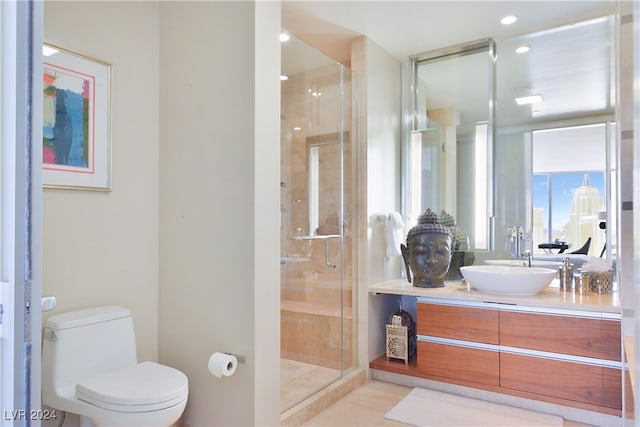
[{"x1": 400, "y1": 209, "x2": 453, "y2": 288}]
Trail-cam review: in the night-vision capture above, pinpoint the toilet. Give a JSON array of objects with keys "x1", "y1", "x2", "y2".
[{"x1": 42, "y1": 306, "x2": 188, "y2": 427}]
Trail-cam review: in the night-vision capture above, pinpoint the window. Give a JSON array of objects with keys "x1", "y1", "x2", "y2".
[
  {"x1": 532, "y1": 124, "x2": 610, "y2": 256},
  {"x1": 533, "y1": 172, "x2": 605, "y2": 256}
]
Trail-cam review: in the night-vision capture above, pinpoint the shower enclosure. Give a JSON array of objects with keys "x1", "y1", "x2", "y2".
[{"x1": 280, "y1": 34, "x2": 358, "y2": 412}]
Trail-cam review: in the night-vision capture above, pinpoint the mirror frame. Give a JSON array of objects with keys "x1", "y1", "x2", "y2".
[{"x1": 404, "y1": 37, "x2": 497, "y2": 251}]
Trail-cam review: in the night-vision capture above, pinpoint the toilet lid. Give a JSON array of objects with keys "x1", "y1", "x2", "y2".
[{"x1": 76, "y1": 361, "x2": 188, "y2": 412}]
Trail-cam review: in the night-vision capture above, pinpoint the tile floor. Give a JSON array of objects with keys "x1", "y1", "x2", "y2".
[
  {"x1": 281, "y1": 358, "x2": 340, "y2": 413},
  {"x1": 300, "y1": 380, "x2": 598, "y2": 427}
]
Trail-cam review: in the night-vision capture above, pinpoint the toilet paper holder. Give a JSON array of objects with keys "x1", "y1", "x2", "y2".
[
  {"x1": 208, "y1": 352, "x2": 245, "y2": 378},
  {"x1": 224, "y1": 352, "x2": 245, "y2": 364}
]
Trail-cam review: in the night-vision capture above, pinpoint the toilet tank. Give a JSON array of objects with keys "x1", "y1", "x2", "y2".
[{"x1": 42, "y1": 306, "x2": 138, "y2": 399}]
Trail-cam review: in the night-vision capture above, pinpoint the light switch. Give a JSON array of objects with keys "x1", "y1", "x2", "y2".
[{"x1": 41, "y1": 295, "x2": 56, "y2": 312}]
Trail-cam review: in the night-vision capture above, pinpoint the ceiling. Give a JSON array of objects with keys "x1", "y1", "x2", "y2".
[
  {"x1": 281, "y1": 1, "x2": 622, "y2": 128},
  {"x1": 281, "y1": 1, "x2": 618, "y2": 63}
]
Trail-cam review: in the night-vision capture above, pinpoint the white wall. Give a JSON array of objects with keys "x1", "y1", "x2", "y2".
[
  {"x1": 350, "y1": 36, "x2": 403, "y2": 366},
  {"x1": 619, "y1": 15, "x2": 635, "y2": 335},
  {"x1": 43, "y1": 1, "x2": 160, "y2": 363},
  {"x1": 44, "y1": 1, "x2": 280, "y2": 425},
  {"x1": 253, "y1": 2, "x2": 282, "y2": 421},
  {"x1": 158, "y1": 2, "x2": 280, "y2": 425},
  {"x1": 472, "y1": 131, "x2": 531, "y2": 262}
]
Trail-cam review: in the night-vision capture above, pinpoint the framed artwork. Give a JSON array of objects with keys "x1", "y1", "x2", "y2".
[{"x1": 42, "y1": 44, "x2": 111, "y2": 191}]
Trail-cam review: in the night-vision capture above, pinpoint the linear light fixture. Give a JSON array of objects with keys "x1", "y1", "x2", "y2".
[
  {"x1": 309, "y1": 146, "x2": 319, "y2": 234},
  {"x1": 409, "y1": 132, "x2": 423, "y2": 226},
  {"x1": 474, "y1": 123, "x2": 488, "y2": 249},
  {"x1": 515, "y1": 94, "x2": 543, "y2": 105}
]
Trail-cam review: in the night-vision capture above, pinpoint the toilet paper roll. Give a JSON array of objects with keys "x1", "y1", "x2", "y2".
[{"x1": 208, "y1": 352, "x2": 237, "y2": 378}]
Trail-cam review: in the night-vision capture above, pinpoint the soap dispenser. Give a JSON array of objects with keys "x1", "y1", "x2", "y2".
[{"x1": 558, "y1": 257, "x2": 573, "y2": 292}]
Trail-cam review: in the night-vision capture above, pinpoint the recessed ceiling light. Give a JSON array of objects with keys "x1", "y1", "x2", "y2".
[
  {"x1": 280, "y1": 75, "x2": 289, "y2": 81},
  {"x1": 293, "y1": 127, "x2": 301, "y2": 131},
  {"x1": 280, "y1": 32, "x2": 290, "y2": 42},
  {"x1": 515, "y1": 45, "x2": 530, "y2": 54},
  {"x1": 515, "y1": 94, "x2": 543, "y2": 105},
  {"x1": 501, "y1": 15, "x2": 517, "y2": 25}
]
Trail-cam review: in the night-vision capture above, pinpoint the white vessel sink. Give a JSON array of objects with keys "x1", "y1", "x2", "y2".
[
  {"x1": 484, "y1": 259, "x2": 562, "y2": 269},
  {"x1": 460, "y1": 265, "x2": 557, "y2": 296}
]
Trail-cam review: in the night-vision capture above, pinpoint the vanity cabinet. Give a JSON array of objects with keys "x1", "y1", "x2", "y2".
[
  {"x1": 417, "y1": 302, "x2": 498, "y2": 343},
  {"x1": 417, "y1": 342, "x2": 499, "y2": 387},
  {"x1": 499, "y1": 310, "x2": 621, "y2": 360},
  {"x1": 500, "y1": 353, "x2": 622, "y2": 410},
  {"x1": 416, "y1": 302, "x2": 499, "y2": 387},
  {"x1": 415, "y1": 299, "x2": 622, "y2": 414}
]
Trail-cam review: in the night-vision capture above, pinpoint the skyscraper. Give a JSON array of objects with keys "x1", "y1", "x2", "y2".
[{"x1": 558, "y1": 173, "x2": 604, "y2": 256}]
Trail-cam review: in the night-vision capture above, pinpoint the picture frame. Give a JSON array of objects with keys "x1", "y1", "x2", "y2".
[{"x1": 42, "y1": 43, "x2": 111, "y2": 191}]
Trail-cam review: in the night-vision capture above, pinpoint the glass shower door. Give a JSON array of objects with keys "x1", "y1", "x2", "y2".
[{"x1": 280, "y1": 34, "x2": 355, "y2": 412}]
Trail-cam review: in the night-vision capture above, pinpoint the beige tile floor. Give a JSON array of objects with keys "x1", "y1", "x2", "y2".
[
  {"x1": 281, "y1": 358, "x2": 341, "y2": 413},
  {"x1": 300, "y1": 380, "x2": 597, "y2": 427}
]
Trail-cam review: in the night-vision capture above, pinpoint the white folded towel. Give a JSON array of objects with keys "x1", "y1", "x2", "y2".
[
  {"x1": 385, "y1": 212, "x2": 405, "y2": 257},
  {"x1": 581, "y1": 256, "x2": 612, "y2": 272}
]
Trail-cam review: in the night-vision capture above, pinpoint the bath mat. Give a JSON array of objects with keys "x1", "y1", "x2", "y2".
[{"x1": 384, "y1": 387, "x2": 563, "y2": 426}]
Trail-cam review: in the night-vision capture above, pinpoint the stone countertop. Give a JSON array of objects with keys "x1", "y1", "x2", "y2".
[{"x1": 369, "y1": 279, "x2": 621, "y2": 314}]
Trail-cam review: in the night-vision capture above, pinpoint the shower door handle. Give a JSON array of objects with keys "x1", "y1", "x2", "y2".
[
  {"x1": 290, "y1": 234, "x2": 340, "y2": 268},
  {"x1": 324, "y1": 238, "x2": 336, "y2": 269}
]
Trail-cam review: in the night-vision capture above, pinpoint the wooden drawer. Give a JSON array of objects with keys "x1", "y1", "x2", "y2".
[
  {"x1": 417, "y1": 303, "x2": 499, "y2": 344},
  {"x1": 500, "y1": 311, "x2": 604, "y2": 359},
  {"x1": 500, "y1": 352, "x2": 621, "y2": 409},
  {"x1": 602, "y1": 367, "x2": 623, "y2": 410},
  {"x1": 603, "y1": 319, "x2": 622, "y2": 362},
  {"x1": 417, "y1": 341, "x2": 499, "y2": 387}
]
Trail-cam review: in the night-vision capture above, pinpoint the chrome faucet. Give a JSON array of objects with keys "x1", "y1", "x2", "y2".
[
  {"x1": 526, "y1": 250, "x2": 532, "y2": 267},
  {"x1": 507, "y1": 226, "x2": 526, "y2": 259}
]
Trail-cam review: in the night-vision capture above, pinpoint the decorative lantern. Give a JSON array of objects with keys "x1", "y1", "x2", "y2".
[{"x1": 385, "y1": 302, "x2": 416, "y2": 365}]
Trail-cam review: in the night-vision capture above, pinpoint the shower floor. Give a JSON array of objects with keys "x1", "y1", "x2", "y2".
[{"x1": 281, "y1": 358, "x2": 340, "y2": 412}]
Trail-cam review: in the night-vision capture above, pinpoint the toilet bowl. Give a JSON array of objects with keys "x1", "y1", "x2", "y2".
[{"x1": 42, "y1": 306, "x2": 188, "y2": 427}]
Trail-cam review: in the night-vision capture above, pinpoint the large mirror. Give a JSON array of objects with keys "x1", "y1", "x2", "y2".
[
  {"x1": 404, "y1": 16, "x2": 617, "y2": 261},
  {"x1": 406, "y1": 38, "x2": 496, "y2": 251},
  {"x1": 492, "y1": 15, "x2": 616, "y2": 263}
]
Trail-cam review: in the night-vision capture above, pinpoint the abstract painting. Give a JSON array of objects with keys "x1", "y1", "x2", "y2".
[{"x1": 42, "y1": 44, "x2": 111, "y2": 191}]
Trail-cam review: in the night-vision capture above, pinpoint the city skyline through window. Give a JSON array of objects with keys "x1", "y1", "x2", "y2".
[
  {"x1": 532, "y1": 171, "x2": 605, "y2": 256},
  {"x1": 531, "y1": 122, "x2": 611, "y2": 257}
]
